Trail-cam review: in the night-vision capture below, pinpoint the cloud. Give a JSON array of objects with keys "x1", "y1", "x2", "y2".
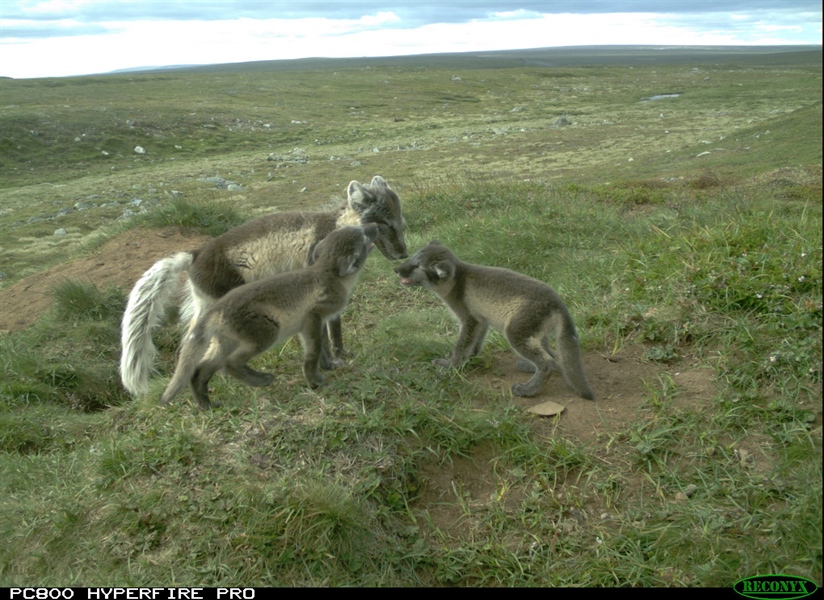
[{"x1": 0, "y1": 1, "x2": 820, "y2": 78}]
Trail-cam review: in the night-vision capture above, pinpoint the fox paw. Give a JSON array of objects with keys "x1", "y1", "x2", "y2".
[{"x1": 512, "y1": 382, "x2": 540, "y2": 397}]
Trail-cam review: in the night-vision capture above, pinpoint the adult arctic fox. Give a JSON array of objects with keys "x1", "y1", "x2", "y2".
[
  {"x1": 394, "y1": 241, "x2": 594, "y2": 400},
  {"x1": 121, "y1": 175, "x2": 407, "y2": 396},
  {"x1": 160, "y1": 225, "x2": 378, "y2": 410}
]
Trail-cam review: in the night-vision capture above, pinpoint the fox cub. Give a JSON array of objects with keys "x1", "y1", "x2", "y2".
[
  {"x1": 159, "y1": 224, "x2": 378, "y2": 410},
  {"x1": 395, "y1": 241, "x2": 594, "y2": 400}
]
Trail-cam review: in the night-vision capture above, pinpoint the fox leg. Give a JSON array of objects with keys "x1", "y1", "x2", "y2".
[
  {"x1": 160, "y1": 324, "x2": 212, "y2": 407},
  {"x1": 435, "y1": 317, "x2": 487, "y2": 368},
  {"x1": 319, "y1": 321, "x2": 346, "y2": 370},
  {"x1": 223, "y1": 343, "x2": 275, "y2": 387},
  {"x1": 326, "y1": 316, "x2": 350, "y2": 359},
  {"x1": 516, "y1": 337, "x2": 560, "y2": 373},
  {"x1": 190, "y1": 362, "x2": 223, "y2": 409},
  {"x1": 299, "y1": 315, "x2": 326, "y2": 388},
  {"x1": 508, "y1": 333, "x2": 554, "y2": 397},
  {"x1": 189, "y1": 337, "x2": 237, "y2": 410}
]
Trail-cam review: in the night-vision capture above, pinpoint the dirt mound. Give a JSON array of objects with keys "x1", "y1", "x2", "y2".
[{"x1": 0, "y1": 228, "x2": 210, "y2": 332}]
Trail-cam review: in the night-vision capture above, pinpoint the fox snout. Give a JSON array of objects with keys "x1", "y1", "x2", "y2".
[
  {"x1": 377, "y1": 238, "x2": 408, "y2": 261},
  {"x1": 394, "y1": 261, "x2": 415, "y2": 278},
  {"x1": 394, "y1": 260, "x2": 422, "y2": 286}
]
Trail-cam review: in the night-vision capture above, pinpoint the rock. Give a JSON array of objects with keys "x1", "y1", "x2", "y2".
[
  {"x1": 54, "y1": 228, "x2": 67, "y2": 236},
  {"x1": 134, "y1": 146, "x2": 146, "y2": 154}
]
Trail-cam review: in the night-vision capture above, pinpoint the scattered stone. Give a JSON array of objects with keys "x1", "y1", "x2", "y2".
[
  {"x1": 134, "y1": 146, "x2": 146, "y2": 154},
  {"x1": 641, "y1": 93, "x2": 682, "y2": 102},
  {"x1": 674, "y1": 484, "x2": 699, "y2": 501},
  {"x1": 54, "y1": 228, "x2": 67, "y2": 236},
  {"x1": 735, "y1": 448, "x2": 754, "y2": 467},
  {"x1": 551, "y1": 116, "x2": 571, "y2": 128}
]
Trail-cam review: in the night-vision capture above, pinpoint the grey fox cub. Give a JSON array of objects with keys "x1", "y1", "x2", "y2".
[
  {"x1": 159, "y1": 224, "x2": 377, "y2": 410},
  {"x1": 395, "y1": 241, "x2": 594, "y2": 400}
]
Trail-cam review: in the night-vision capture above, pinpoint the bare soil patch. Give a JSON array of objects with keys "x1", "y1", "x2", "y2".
[
  {"x1": 0, "y1": 227, "x2": 210, "y2": 332},
  {"x1": 414, "y1": 346, "x2": 719, "y2": 536}
]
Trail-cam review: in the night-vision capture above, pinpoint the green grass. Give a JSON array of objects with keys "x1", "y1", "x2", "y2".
[{"x1": 0, "y1": 47, "x2": 821, "y2": 587}]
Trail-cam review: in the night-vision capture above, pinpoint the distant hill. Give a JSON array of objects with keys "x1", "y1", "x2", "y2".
[
  {"x1": 105, "y1": 45, "x2": 823, "y2": 76},
  {"x1": 109, "y1": 64, "x2": 201, "y2": 74}
]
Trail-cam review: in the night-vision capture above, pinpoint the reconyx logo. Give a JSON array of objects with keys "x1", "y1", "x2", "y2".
[{"x1": 734, "y1": 575, "x2": 818, "y2": 600}]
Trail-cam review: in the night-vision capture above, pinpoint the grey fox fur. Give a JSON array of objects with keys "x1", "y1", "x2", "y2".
[
  {"x1": 394, "y1": 241, "x2": 594, "y2": 400},
  {"x1": 121, "y1": 175, "x2": 407, "y2": 396},
  {"x1": 159, "y1": 224, "x2": 378, "y2": 410}
]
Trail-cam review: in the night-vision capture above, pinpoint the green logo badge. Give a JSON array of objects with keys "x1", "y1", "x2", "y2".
[{"x1": 734, "y1": 575, "x2": 818, "y2": 600}]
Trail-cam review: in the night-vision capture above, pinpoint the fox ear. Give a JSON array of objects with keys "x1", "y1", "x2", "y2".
[
  {"x1": 347, "y1": 180, "x2": 373, "y2": 212},
  {"x1": 308, "y1": 241, "x2": 323, "y2": 265},
  {"x1": 338, "y1": 252, "x2": 360, "y2": 277},
  {"x1": 370, "y1": 175, "x2": 388, "y2": 189},
  {"x1": 433, "y1": 261, "x2": 453, "y2": 280}
]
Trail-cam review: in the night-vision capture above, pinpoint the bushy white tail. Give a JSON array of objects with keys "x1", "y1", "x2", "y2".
[{"x1": 120, "y1": 252, "x2": 193, "y2": 396}]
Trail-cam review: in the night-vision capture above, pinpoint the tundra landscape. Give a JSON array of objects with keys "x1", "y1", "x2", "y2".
[{"x1": 0, "y1": 46, "x2": 821, "y2": 586}]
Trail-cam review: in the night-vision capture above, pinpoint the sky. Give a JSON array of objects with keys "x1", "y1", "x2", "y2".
[{"x1": 0, "y1": 1, "x2": 821, "y2": 79}]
